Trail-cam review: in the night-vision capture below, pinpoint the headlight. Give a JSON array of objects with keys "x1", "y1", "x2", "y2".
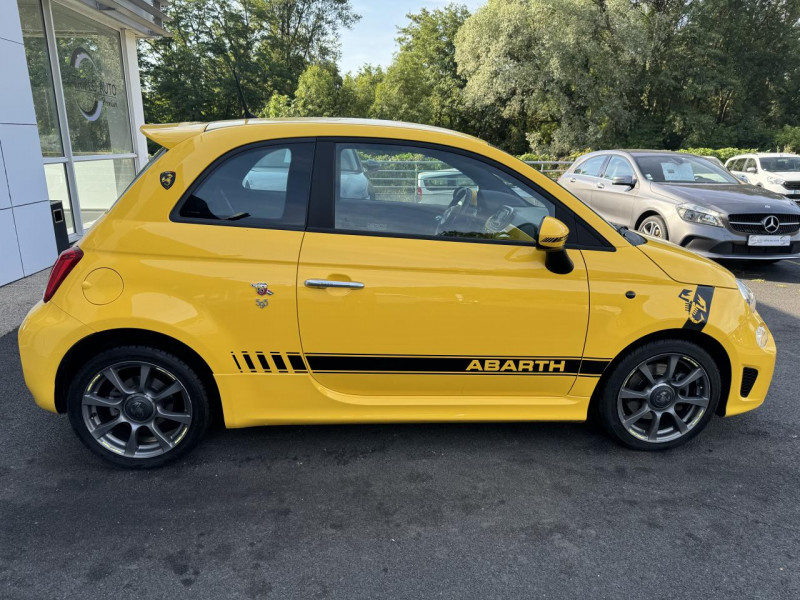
[
  {"x1": 766, "y1": 175, "x2": 786, "y2": 186},
  {"x1": 677, "y1": 204, "x2": 723, "y2": 227},
  {"x1": 737, "y1": 279, "x2": 756, "y2": 312}
]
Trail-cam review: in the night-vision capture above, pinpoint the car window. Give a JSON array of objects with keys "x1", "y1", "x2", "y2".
[
  {"x1": 602, "y1": 156, "x2": 634, "y2": 180},
  {"x1": 574, "y1": 155, "x2": 607, "y2": 177},
  {"x1": 177, "y1": 143, "x2": 314, "y2": 228},
  {"x1": 634, "y1": 155, "x2": 738, "y2": 184},
  {"x1": 335, "y1": 143, "x2": 555, "y2": 243},
  {"x1": 743, "y1": 158, "x2": 757, "y2": 172},
  {"x1": 728, "y1": 158, "x2": 742, "y2": 171},
  {"x1": 760, "y1": 156, "x2": 800, "y2": 172}
]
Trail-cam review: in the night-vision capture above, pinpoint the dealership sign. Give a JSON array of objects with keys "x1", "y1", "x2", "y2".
[{"x1": 69, "y1": 46, "x2": 118, "y2": 122}]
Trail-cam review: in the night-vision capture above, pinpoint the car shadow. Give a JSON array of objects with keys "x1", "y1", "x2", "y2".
[{"x1": 717, "y1": 258, "x2": 800, "y2": 283}]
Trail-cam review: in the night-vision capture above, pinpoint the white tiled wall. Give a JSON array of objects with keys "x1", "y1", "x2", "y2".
[{"x1": 0, "y1": 1, "x2": 57, "y2": 287}]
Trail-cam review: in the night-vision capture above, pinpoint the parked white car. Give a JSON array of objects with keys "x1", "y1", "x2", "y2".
[
  {"x1": 725, "y1": 153, "x2": 800, "y2": 203},
  {"x1": 416, "y1": 169, "x2": 477, "y2": 204}
]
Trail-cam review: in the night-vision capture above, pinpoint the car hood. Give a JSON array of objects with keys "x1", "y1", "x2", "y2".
[
  {"x1": 650, "y1": 183, "x2": 799, "y2": 213},
  {"x1": 636, "y1": 236, "x2": 737, "y2": 289}
]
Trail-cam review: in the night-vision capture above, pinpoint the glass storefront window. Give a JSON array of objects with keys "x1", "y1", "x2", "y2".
[
  {"x1": 17, "y1": 0, "x2": 63, "y2": 157},
  {"x1": 43, "y1": 163, "x2": 75, "y2": 234},
  {"x1": 52, "y1": 3, "x2": 133, "y2": 156},
  {"x1": 73, "y1": 158, "x2": 135, "y2": 228}
]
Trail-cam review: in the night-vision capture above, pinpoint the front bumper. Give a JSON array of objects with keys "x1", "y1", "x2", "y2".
[
  {"x1": 720, "y1": 308, "x2": 776, "y2": 416},
  {"x1": 18, "y1": 301, "x2": 94, "y2": 413},
  {"x1": 667, "y1": 214, "x2": 800, "y2": 260}
]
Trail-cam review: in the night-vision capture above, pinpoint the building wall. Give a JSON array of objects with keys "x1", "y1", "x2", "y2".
[{"x1": 0, "y1": 1, "x2": 57, "y2": 287}]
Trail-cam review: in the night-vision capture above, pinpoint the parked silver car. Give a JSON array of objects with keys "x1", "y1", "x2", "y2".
[{"x1": 558, "y1": 150, "x2": 800, "y2": 261}]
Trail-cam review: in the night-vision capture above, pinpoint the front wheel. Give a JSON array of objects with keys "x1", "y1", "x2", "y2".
[
  {"x1": 637, "y1": 214, "x2": 668, "y2": 239},
  {"x1": 67, "y1": 346, "x2": 211, "y2": 468},
  {"x1": 595, "y1": 340, "x2": 721, "y2": 450}
]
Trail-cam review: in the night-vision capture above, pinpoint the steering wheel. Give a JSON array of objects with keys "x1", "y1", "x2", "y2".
[{"x1": 435, "y1": 186, "x2": 479, "y2": 236}]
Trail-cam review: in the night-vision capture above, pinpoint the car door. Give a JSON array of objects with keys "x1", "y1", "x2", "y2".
[
  {"x1": 296, "y1": 140, "x2": 590, "y2": 400},
  {"x1": 562, "y1": 155, "x2": 609, "y2": 205},
  {"x1": 591, "y1": 155, "x2": 637, "y2": 227}
]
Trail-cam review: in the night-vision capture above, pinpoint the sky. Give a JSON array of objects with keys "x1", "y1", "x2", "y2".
[{"x1": 338, "y1": 0, "x2": 486, "y2": 75}]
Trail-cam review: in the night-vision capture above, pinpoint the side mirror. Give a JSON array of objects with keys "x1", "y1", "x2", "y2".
[
  {"x1": 537, "y1": 217, "x2": 573, "y2": 274},
  {"x1": 746, "y1": 166, "x2": 757, "y2": 174},
  {"x1": 611, "y1": 175, "x2": 636, "y2": 188}
]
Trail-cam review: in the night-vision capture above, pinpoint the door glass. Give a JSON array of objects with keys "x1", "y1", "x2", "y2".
[
  {"x1": 603, "y1": 156, "x2": 634, "y2": 180},
  {"x1": 574, "y1": 155, "x2": 606, "y2": 176},
  {"x1": 52, "y1": 3, "x2": 133, "y2": 155},
  {"x1": 43, "y1": 163, "x2": 75, "y2": 234},
  {"x1": 335, "y1": 143, "x2": 554, "y2": 243},
  {"x1": 178, "y1": 144, "x2": 314, "y2": 228},
  {"x1": 17, "y1": 0, "x2": 63, "y2": 157}
]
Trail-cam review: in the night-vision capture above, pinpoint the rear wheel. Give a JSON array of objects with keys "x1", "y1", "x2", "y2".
[
  {"x1": 596, "y1": 339, "x2": 721, "y2": 450},
  {"x1": 638, "y1": 214, "x2": 668, "y2": 239},
  {"x1": 67, "y1": 346, "x2": 211, "y2": 468}
]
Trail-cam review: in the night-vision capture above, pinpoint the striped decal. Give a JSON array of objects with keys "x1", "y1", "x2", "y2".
[{"x1": 231, "y1": 352, "x2": 611, "y2": 376}]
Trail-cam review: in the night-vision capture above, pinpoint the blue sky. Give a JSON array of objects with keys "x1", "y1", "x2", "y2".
[{"x1": 338, "y1": 0, "x2": 486, "y2": 74}]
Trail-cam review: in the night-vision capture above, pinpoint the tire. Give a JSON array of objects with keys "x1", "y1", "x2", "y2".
[
  {"x1": 637, "y1": 214, "x2": 668, "y2": 239},
  {"x1": 595, "y1": 339, "x2": 721, "y2": 450},
  {"x1": 67, "y1": 346, "x2": 211, "y2": 468}
]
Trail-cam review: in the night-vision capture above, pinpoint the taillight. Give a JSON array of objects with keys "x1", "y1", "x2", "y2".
[
  {"x1": 44, "y1": 247, "x2": 84, "y2": 302},
  {"x1": 416, "y1": 186, "x2": 422, "y2": 197}
]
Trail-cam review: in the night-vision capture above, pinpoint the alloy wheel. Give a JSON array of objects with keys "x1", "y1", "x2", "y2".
[
  {"x1": 81, "y1": 361, "x2": 193, "y2": 459},
  {"x1": 639, "y1": 220, "x2": 664, "y2": 238},
  {"x1": 616, "y1": 353, "x2": 710, "y2": 444}
]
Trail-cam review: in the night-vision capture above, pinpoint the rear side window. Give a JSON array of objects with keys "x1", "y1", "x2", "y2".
[
  {"x1": 574, "y1": 155, "x2": 607, "y2": 177},
  {"x1": 175, "y1": 142, "x2": 314, "y2": 228}
]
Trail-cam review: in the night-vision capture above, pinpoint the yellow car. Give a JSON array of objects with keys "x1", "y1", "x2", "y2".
[{"x1": 19, "y1": 119, "x2": 775, "y2": 467}]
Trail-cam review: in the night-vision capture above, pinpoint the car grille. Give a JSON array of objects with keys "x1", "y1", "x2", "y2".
[
  {"x1": 740, "y1": 368, "x2": 758, "y2": 397},
  {"x1": 782, "y1": 181, "x2": 800, "y2": 190},
  {"x1": 728, "y1": 213, "x2": 800, "y2": 235}
]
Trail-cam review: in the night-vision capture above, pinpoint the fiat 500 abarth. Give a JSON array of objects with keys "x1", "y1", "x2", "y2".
[{"x1": 19, "y1": 119, "x2": 775, "y2": 467}]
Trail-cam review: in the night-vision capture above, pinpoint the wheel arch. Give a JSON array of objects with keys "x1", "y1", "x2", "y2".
[
  {"x1": 634, "y1": 209, "x2": 665, "y2": 230},
  {"x1": 589, "y1": 328, "x2": 732, "y2": 418},
  {"x1": 54, "y1": 328, "x2": 223, "y2": 423}
]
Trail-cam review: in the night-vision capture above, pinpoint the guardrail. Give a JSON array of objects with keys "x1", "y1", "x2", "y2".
[{"x1": 364, "y1": 159, "x2": 574, "y2": 202}]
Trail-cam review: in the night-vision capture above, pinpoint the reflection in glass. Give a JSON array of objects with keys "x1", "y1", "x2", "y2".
[
  {"x1": 17, "y1": 0, "x2": 63, "y2": 157},
  {"x1": 52, "y1": 3, "x2": 133, "y2": 155},
  {"x1": 74, "y1": 158, "x2": 135, "y2": 228},
  {"x1": 43, "y1": 163, "x2": 75, "y2": 234}
]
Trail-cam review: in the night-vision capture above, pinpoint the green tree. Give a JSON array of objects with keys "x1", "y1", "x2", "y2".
[{"x1": 139, "y1": 0, "x2": 358, "y2": 123}]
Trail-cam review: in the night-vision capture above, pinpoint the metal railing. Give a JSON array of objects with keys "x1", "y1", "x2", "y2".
[{"x1": 363, "y1": 159, "x2": 574, "y2": 202}]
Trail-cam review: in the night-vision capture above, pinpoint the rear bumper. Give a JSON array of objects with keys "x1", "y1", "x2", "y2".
[{"x1": 18, "y1": 301, "x2": 93, "y2": 413}]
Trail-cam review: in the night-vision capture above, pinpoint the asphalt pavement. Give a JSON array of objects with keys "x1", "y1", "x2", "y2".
[{"x1": 1, "y1": 262, "x2": 798, "y2": 599}]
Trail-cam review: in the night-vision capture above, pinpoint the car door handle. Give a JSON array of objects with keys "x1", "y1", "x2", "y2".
[
  {"x1": 596, "y1": 182, "x2": 605, "y2": 189},
  {"x1": 304, "y1": 279, "x2": 365, "y2": 290},
  {"x1": 569, "y1": 177, "x2": 577, "y2": 183}
]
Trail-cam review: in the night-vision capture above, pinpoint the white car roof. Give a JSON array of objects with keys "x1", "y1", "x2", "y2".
[{"x1": 726, "y1": 152, "x2": 799, "y2": 162}]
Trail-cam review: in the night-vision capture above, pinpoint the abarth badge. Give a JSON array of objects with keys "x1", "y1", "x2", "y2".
[
  {"x1": 679, "y1": 288, "x2": 708, "y2": 324},
  {"x1": 160, "y1": 171, "x2": 176, "y2": 189},
  {"x1": 251, "y1": 283, "x2": 274, "y2": 296}
]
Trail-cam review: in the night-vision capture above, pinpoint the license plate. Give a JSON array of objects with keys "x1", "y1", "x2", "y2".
[{"x1": 748, "y1": 235, "x2": 790, "y2": 247}]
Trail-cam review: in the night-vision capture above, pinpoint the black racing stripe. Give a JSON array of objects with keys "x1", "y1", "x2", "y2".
[
  {"x1": 256, "y1": 352, "x2": 271, "y2": 372},
  {"x1": 241, "y1": 352, "x2": 256, "y2": 372},
  {"x1": 231, "y1": 352, "x2": 242, "y2": 372},
  {"x1": 579, "y1": 359, "x2": 611, "y2": 376},
  {"x1": 287, "y1": 353, "x2": 307, "y2": 372},
  {"x1": 271, "y1": 352, "x2": 288, "y2": 372},
  {"x1": 305, "y1": 355, "x2": 581, "y2": 375}
]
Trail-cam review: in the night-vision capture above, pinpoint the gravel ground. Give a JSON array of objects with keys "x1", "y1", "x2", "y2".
[{"x1": 0, "y1": 261, "x2": 798, "y2": 600}]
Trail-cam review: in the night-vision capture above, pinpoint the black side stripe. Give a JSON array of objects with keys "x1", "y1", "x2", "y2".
[
  {"x1": 231, "y1": 352, "x2": 242, "y2": 373},
  {"x1": 241, "y1": 351, "x2": 256, "y2": 373},
  {"x1": 271, "y1": 352, "x2": 288, "y2": 372},
  {"x1": 287, "y1": 353, "x2": 307, "y2": 372},
  {"x1": 256, "y1": 352, "x2": 270, "y2": 372}
]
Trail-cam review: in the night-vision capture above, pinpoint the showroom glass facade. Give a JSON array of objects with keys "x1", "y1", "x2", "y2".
[{"x1": 17, "y1": 0, "x2": 139, "y2": 236}]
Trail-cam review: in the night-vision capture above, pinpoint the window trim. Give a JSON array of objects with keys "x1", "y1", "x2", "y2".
[
  {"x1": 573, "y1": 154, "x2": 610, "y2": 178},
  {"x1": 600, "y1": 155, "x2": 635, "y2": 180},
  {"x1": 169, "y1": 138, "x2": 316, "y2": 231},
  {"x1": 307, "y1": 137, "x2": 614, "y2": 251}
]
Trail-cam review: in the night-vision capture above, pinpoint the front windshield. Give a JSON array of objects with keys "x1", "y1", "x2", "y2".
[
  {"x1": 634, "y1": 155, "x2": 739, "y2": 184},
  {"x1": 760, "y1": 157, "x2": 800, "y2": 172}
]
